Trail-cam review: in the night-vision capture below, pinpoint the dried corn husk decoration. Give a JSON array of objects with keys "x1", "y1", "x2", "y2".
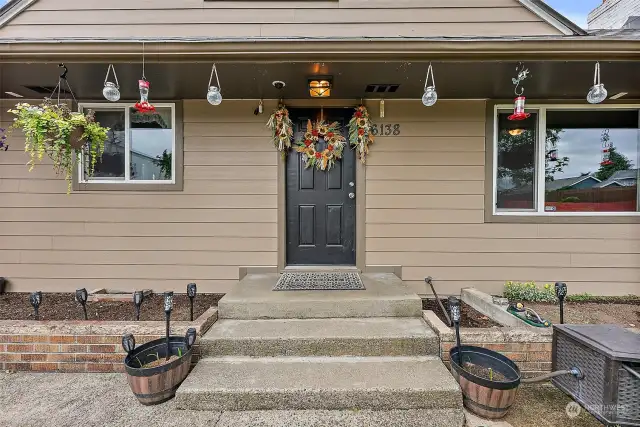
[
  {"x1": 348, "y1": 105, "x2": 374, "y2": 164},
  {"x1": 266, "y1": 104, "x2": 293, "y2": 158}
]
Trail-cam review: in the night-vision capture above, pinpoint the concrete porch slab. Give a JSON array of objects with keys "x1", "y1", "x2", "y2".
[
  {"x1": 200, "y1": 317, "x2": 439, "y2": 357},
  {"x1": 218, "y1": 273, "x2": 422, "y2": 319},
  {"x1": 175, "y1": 355, "x2": 462, "y2": 411}
]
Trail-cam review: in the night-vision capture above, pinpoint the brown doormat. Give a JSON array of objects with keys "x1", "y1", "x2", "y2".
[{"x1": 273, "y1": 272, "x2": 365, "y2": 291}]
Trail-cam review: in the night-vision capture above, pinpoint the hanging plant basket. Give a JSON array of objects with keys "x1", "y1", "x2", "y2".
[
  {"x1": 69, "y1": 126, "x2": 87, "y2": 150},
  {"x1": 8, "y1": 100, "x2": 109, "y2": 193}
]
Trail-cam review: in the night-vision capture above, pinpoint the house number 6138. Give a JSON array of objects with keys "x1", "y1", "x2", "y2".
[{"x1": 370, "y1": 124, "x2": 400, "y2": 136}]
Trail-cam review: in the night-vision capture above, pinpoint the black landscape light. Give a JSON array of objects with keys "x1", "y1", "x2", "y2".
[
  {"x1": 133, "y1": 290, "x2": 144, "y2": 321},
  {"x1": 30, "y1": 291, "x2": 42, "y2": 320},
  {"x1": 184, "y1": 327, "x2": 196, "y2": 350},
  {"x1": 448, "y1": 296, "x2": 462, "y2": 366},
  {"x1": 164, "y1": 291, "x2": 174, "y2": 360},
  {"x1": 187, "y1": 283, "x2": 197, "y2": 321},
  {"x1": 75, "y1": 288, "x2": 88, "y2": 320},
  {"x1": 122, "y1": 333, "x2": 136, "y2": 355},
  {"x1": 0, "y1": 277, "x2": 6, "y2": 294},
  {"x1": 555, "y1": 282, "x2": 568, "y2": 324}
]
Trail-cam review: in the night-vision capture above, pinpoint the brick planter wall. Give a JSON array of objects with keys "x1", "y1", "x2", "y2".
[
  {"x1": 0, "y1": 307, "x2": 217, "y2": 373},
  {"x1": 423, "y1": 310, "x2": 553, "y2": 378}
]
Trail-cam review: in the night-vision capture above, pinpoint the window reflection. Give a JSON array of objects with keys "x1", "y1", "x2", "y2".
[
  {"x1": 545, "y1": 110, "x2": 639, "y2": 212},
  {"x1": 496, "y1": 113, "x2": 537, "y2": 210},
  {"x1": 130, "y1": 108, "x2": 173, "y2": 181},
  {"x1": 89, "y1": 110, "x2": 125, "y2": 180}
]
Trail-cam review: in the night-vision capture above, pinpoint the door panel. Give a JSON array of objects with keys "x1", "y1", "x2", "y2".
[{"x1": 286, "y1": 108, "x2": 356, "y2": 265}]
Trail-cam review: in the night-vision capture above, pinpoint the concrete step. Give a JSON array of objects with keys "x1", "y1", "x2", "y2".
[
  {"x1": 175, "y1": 356, "x2": 462, "y2": 411},
  {"x1": 200, "y1": 317, "x2": 439, "y2": 357},
  {"x1": 214, "y1": 409, "x2": 465, "y2": 427},
  {"x1": 218, "y1": 273, "x2": 422, "y2": 319}
]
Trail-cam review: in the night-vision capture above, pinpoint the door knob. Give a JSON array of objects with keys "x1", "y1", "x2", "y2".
[
  {"x1": 349, "y1": 182, "x2": 355, "y2": 187},
  {"x1": 349, "y1": 192, "x2": 355, "y2": 199}
]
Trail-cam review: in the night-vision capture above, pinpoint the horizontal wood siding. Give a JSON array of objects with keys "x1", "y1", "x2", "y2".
[
  {"x1": 0, "y1": 0, "x2": 562, "y2": 38},
  {"x1": 0, "y1": 99, "x2": 278, "y2": 293},
  {"x1": 364, "y1": 100, "x2": 640, "y2": 296}
]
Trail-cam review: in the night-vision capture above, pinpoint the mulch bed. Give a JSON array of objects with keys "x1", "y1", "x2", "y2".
[
  {"x1": 525, "y1": 301, "x2": 639, "y2": 328},
  {"x1": 0, "y1": 293, "x2": 223, "y2": 322},
  {"x1": 423, "y1": 298, "x2": 501, "y2": 328}
]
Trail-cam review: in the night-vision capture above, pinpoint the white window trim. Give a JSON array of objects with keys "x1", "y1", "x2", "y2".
[
  {"x1": 493, "y1": 103, "x2": 640, "y2": 217},
  {"x1": 78, "y1": 102, "x2": 177, "y2": 185}
]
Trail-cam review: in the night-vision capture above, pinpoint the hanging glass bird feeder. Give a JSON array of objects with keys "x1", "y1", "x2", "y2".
[
  {"x1": 103, "y1": 64, "x2": 120, "y2": 102},
  {"x1": 508, "y1": 63, "x2": 531, "y2": 122}
]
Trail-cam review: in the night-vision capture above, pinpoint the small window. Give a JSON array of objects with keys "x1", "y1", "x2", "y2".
[
  {"x1": 493, "y1": 106, "x2": 640, "y2": 217},
  {"x1": 79, "y1": 103, "x2": 178, "y2": 187}
]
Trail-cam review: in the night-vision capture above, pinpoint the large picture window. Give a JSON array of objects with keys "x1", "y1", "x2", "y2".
[
  {"x1": 79, "y1": 103, "x2": 176, "y2": 185},
  {"x1": 494, "y1": 106, "x2": 640, "y2": 216}
]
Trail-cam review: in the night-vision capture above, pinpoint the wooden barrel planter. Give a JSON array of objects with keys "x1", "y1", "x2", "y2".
[
  {"x1": 450, "y1": 345, "x2": 522, "y2": 419},
  {"x1": 124, "y1": 336, "x2": 193, "y2": 406}
]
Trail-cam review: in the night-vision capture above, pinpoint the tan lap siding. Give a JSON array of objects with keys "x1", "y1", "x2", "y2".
[
  {"x1": 0, "y1": 100, "x2": 277, "y2": 293},
  {"x1": 0, "y1": 0, "x2": 562, "y2": 38},
  {"x1": 365, "y1": 100, "x2": 640, "y2": 296}
]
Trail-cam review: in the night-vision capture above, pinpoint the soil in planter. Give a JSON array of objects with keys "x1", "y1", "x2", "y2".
[
  {"x1": 462, "y1": 361, "x2": 508, "y2": 382},
  {"x1": 423, "y1": 298, "x2": 501, "y2": 328},
  {"x1": 0, "y1": 292, "x2": 223, "y2": 321},
  {"x1": 139, "y1": 354, "x2": 180, "y2": 369}
]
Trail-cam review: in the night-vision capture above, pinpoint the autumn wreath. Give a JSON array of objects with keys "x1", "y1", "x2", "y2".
[
  {"x1": 294, "y1": 120, "x2": 346, "y2": 171},
  {"x1": 348, "y1": 105, "x2": 374, "y2": 164}
]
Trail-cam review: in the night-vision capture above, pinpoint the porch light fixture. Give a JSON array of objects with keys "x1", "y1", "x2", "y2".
[
  {"x1": 421, "y1": 63, "x2": 438, "y2": 107},
  {"x1": 587, "y1": 62, "x2": 607, "y2": 104},
  {"x1": 102, "y1": 64, "x2": 120, "y2": 102},
  {"x1": 207, "y1": 64, "x2": 223, "y2": 106},
  {"x1": 308, "y1": 78, "x2": 332, "y2": 98}
]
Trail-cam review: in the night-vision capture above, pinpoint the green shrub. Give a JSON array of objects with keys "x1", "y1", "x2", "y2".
[{"x1": 503, "y1": 281, "x2": 557, "y2": 303}]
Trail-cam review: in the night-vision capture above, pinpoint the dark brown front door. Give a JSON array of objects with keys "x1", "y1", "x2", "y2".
[{"x1": 286, "y1": 108, "x2": 356, "y2": 265}]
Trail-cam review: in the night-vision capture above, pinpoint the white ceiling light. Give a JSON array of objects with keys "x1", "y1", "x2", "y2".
[
  {"x1": 5, "y1": 91, "x2": 23, "y2": 98},
  {"x1": 609, "y1": 92, "x2": 628, "y2": 100}
]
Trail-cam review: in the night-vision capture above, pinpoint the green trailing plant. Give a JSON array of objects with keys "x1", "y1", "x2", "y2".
[
  {"x1": 503, "y1": 281, "x2": 557, "y2": 303},
  {"x1": 8, "y1": 100, "x2": 109, "y2": 193}
]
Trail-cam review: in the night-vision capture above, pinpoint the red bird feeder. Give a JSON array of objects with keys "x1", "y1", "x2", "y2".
[
  {"x1": 134, "y1": 79, "x2": 155, "y2": 113},
  {"x1": 508, "y1": 96, "x2": 531, "y2": 121}
]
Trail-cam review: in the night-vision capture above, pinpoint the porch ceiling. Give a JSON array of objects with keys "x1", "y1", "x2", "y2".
[{"x1": 1, "y1": 61, "x2": 639, "y2": 101}]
